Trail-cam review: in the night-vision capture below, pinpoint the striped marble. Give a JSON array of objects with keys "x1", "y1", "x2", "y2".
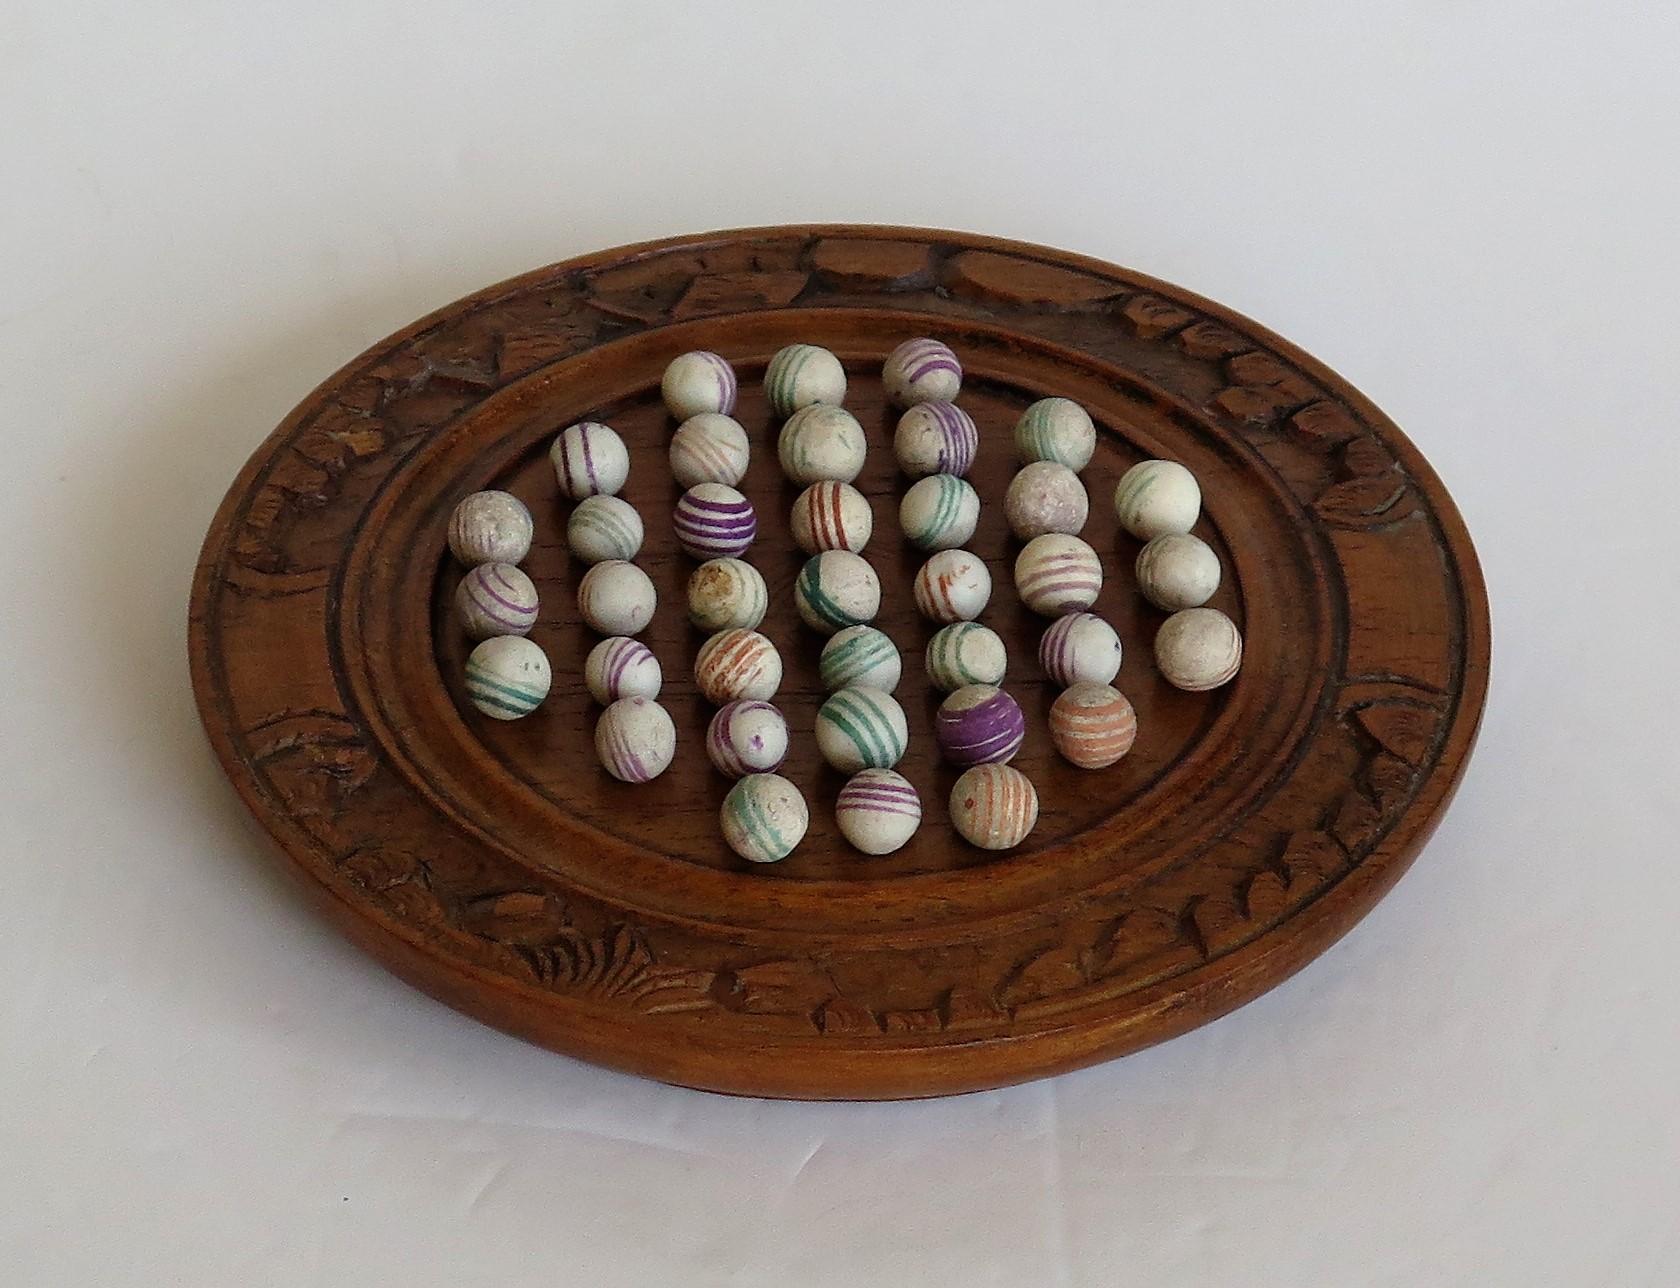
[
  {"x1": 912, "y1": 549, "x2": 992, "y2": 623},
  {"x1": 673, "y1": 483, "x2": 757, "y2": 559},
  {"x1": 583, "y1": 636, "x2": 662, "y2": 705},
  {"x1": 949, "y1": 763, "x2": 1039, "y2": 851},
  {"x1": 818, "y1": 625, "x2": 902, "y2": 693},
  {"x1": 764, "y1": 343, "x2": 846, "y2": 417},
  {"x1": 791, "y1": 480, "x2": 873, "y2": 554},
  {"x1": 720, "y1": 773, "x2": 809, "y2": 864},
  {"x1": 1113, "y1": 458, "x2": 1201, "y2": 540},
  {"x1": 815, "y1": 685, "x2": 908, "y2": 772},
  {"x1": 694, "y1": 628, "x2": 783, "y2": 703},
  {"x1": 566, "y1": 494, "x2": 644, "y2": 565},
  {"x1": 777, "y1": 405, "x2": 866, "y2": 484},
  {"x1": 893, "y1": 401, "x2": 978, "y2": 478},
  {"x1": 669, "y1": 413, "x2": 750, "y2": 488},
  {"x1": 661, "y1": 350, "x2": 738, "y2": 421},
  {"x1": 1013, "y1": 533, "x2": 1103, "y2": 617},
  {"x1": 448, "y1": 490, "x2": 533, "y2": 566},
  {"x1": 594, "y1": 696, "x2": 676, "y2": 784},
  {"x1": 795, "y1": 550, "x2": 881, "y2": 636},
  {"x1": 899, "y1": 473, "x2": 980, "y2": 552},
  {"x1": 1037, "y1": 612, "x2": 1122, "y2": 688},
  {"x1": 1154, "y1": 607, "x2": 1243, "y2": 692},
  {"x1": 1014, "y1": 397, "x2": 1096, "y2": 472},
  {"x1": 454, "y1": 562, "x2": 539, "y2": 640},
  {"x1": 934, "y1": 684, "x2": 1025, "y2": 767},
  {"x1": 882, "y1": 337, "x2": 962, "y2": 408},
  {"x1": 464, "y1": 636, "x2": 551, "y2": 721},
  {"x1": 550, "y1": 421, "x2": 629, "y2": 500},
  {"x1": 835, "y1": 769, "x2": 923, "y2": 855},
  {"x1": 577, "y1": 560, "x2": 656, "y2": 636},
  {"x1": 924, "y1": 622, "x2": 1008, "y2": 691},
  {"x1": 686, "y1": 557, "x2": 768, "y2": 632},
  {"x1": 705, "y1": 700, "x2": 789, "y2": 779},
  {"x1": 1049, "y1": 682, "x2": 1138, "y2": 769}
]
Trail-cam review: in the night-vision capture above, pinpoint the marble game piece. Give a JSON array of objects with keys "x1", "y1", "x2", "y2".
[
  {"x1": 583, "y1": 636, "x2": 662, "y2": 704},
  {"x1": 1136, "y1": 532, "x2": 1222, "y2": 611},
  {"x1": 1114, "y1": 459, "x2": 1202, "y2": 540},
  {"x1": 934, "y1": 684, "x2": 1026, "y2": 766},
  {"x1": 595, "y1": 696, "x2": 677, "y2": 784},
  {"x1": 550, "y1": 421, "x2": 630, "y2": 499},
  {"x1": 818, "y1": 625, "x2": 902, "y2": 693},
  {"x1": 686, "y1": 557, "x2": 769, "y2": 632},
  {"x1": 577, "y1": 560, "x2": 657, "y2": 635},
  {"x1": 706, "y1": 700, "x2": 789, "y2": 778},
  {"x1": 1014, "y1": 397, "x2": 1096, "y2": 472},
  {"x1": 764, "y1": 343, "x2": 847, "y2": 417},
  {"x1": 464, "y1": 636, "x2": 551, "y2": 721},
  {"x1": 815, "y1": 685, "x2": 909, "y2": 772},
  {"x1": 1014, "y1": 533, "x2": 1103, "y2": 616},
  {"x1": 720, "y1": 773, "x2": 809, "y2": 863},
  {"x1": 777, "y1": 404, "x2": 867, "y2": 484},
  {"x1": 1049, "y1": 682, "x2": 1138, "y2": 768},
  {"x1": 795, "y1": 550, "x2": 881, "y2": 635},
  {"x1": 912, "y1": 549, "x2": 992, "y2": 623},
  {"x1": 1004, "y1": 461, "x2": 1088, "y2": 539},
  {"x1": 661, "y1": 350, "x2": 738, "y2": 421},
  {"x1": 669, "y1": 413, "x2": 750, "y2": 488},
  {"x1": 949, "y1": 764, "x2": 1039, "y2": 850},
  {"x1": 566, "y1": 494, "x2": 644, "y2": 565},
  {"x1": 893, "y1": 401, "x2": 978, "y2": 478},
  {"x1": 899, "y1": 473, "x2": 980, "y2": 551},
  {"x1": 835, "y1": 769, "x2": 923, "y2": 855},
  {"x1": 454, "y1": 562, "x2": 539, "y2": 639},
  {"x1": 1154, "y1": 607, "x2": 1243, "y2": 691},
  {"x1": 673, "y1": 483, "x2": 757, "y2": 559},
  {"x1": 790, "y1": 481, "x2": 874, "y2": 554},
  {"x1": 882, "y1": 337, "x2": 962, "y2": 408},
  {"x1": 694, "y1": 628, "x2": 783, "y2": 703},
  {"x1": 1037, "y1": 612, "x2": 1122, "y2": 687},
  {"x1": 924, "y1": 622, "x2": 1008, "y2": 691},
  {"x1": 448, "y1": 490, "x2": 533, "y2": 566}
]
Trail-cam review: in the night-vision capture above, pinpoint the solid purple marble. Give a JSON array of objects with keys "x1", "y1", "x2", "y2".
[{"x1": 933, "y1": 685, "x2": 1026, "y2": 766}]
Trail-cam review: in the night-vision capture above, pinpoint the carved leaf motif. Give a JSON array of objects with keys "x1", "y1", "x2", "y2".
[
  {"x1": 1353, "y1": 704, "x2": 1436, "y2": 765},
  {"x1": 809, "y1": 237, "x2": 932, "y2": 290},
  {"x1": 459, "y1": 891, "x2": 566, "y2": 945},
  {"x1": 1121, "y1": 293, "x2": 1197, "y2": 338},
  {"x1": 814, "y1": 997, "x2": 878, "y2": 1035},
  {"x1": 1312, "y1": 474, "x2": 1409, "y2": 525},
  {"x1": 1176, "y1": 320, "x2": 1251, "y2": 360},
  {"x1": 247, "y1": 712, "x2": 377, "y2": 817},
  {"x1": 672, "y1": 271, "x2": 808, "y2": 320},
  {"x1": 340, "y1": 845, "x2": 420, "y2": 892},
  {"x1": 1226, "y1": 352, "x2": 1321, "y2": 404},
  {"x1": 1331, "y1": 792, "x2": 1383, "y2": 856},
  {"x1": 1365, "y1": 751, "x2": 1419, "y2": 812},
  {"x1": 1343, "y1": 436, "x2": 1397, "y2": 478},
  {"x1": 1290, "y1": 401, "x2": 1362, "y2": 446},
  {"x1": 1214, "y1": 383, "x2": 1297, "y2": 423},
  {"x1": 1242, "y1": 871, "x2": 1291, "y2": 923},
  {"x1": 945, "y1": 251, "x2": 1127, "y2": 310},
  {"x1": 999, "y1": 942, "x2": 1088, "y2": 1007},
  {"x1": 717, "y1": 959, "x2": 837, "y2": 1014}
]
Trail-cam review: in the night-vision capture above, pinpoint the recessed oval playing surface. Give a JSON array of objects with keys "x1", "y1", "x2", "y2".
[{"x1": 190, "y1": 226, "x2": 1489, "y2": 1099}]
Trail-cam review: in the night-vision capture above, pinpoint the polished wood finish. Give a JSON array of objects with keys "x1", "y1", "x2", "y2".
[{"x1": 189, "y1": 227, "x2": 1489, "y2": 1098}]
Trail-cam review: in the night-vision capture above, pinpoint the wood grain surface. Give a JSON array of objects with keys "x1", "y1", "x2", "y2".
[{"x1": 188, "y1": 226, "x2": 1490, "y2": 1099}]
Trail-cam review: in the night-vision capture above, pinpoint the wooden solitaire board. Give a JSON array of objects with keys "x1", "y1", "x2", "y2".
[{"x1": 189, "y1": 226, "x2": 1489, "y2": 1098}]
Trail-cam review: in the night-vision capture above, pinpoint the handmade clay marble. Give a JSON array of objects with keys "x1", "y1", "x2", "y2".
[
  {"x1": 566, "y1": 494, "x2": 645, "y2": 565},
  {"x1": 673, "y1": 483, "x2": 757, "y2": 559},
  {"x1": 778, "y1": 404, "x2": 867, "y2": 485},
  {"x1": 1037, "y1": 612, "x2": 1122, "y2": 688},
  {"x1": 764, "y1": 343, "x2": 846, "y2": 417},
  {"x1": 835, "y1": 769, "x2": 923, "y2": 855},
  {"x1": 1154, "y1": 606, "x2": 1243, "y2": 691},
  {"x1": 795, "y1": 550, "x2": 881, "y2": 635},
  {"x1": 924, "y1": 622, "x2": 1008, "y2": 691},
  {"x1": 949, "y1": 763, "x2": 1039, "y2": 850},
  {"x1": 1004, "y1": 462, "x2": 1088, "y2": 539},
  {"x1": 1014, "y1": 397, "x2": 1096, "y2": 472},
  {"x1": 1049, "y1": 682, "x2": 1138, "y2": 769},
  {"x1": 1113, "y1": 459, "x2": 1201, "y2": 540},
  {"x1": 694, "y1": 628, "x2": 783, "y2": 703},
  {"x1": 934, "y1": 684, "x2": 1026, "y2": 766},
  {"x1": 706, "y1": 700, "x2": 789, "y2": 779},
  {"x1": 583, "y1": 636, "x2": 662, "y2": 704},
  {"x1": 1135, "y1": 532, "x2": 1221, "y2": 611},
  {"x1": 720, "y1": 773, "x2": 809, "y2": 863},
  {"x1": 577, "y1": 560, "x2": 656, "y2": 635},
  {"x1": 790, "y1": 481, "x2": 873, "y2": 554},
  {"x1": 661, "y1": 350, "x2": 738, "y2": 421},
  {"x1": 816, "y1": 686, "x2": 909, "y2": 772},
  {"x1": 893, "y1": 401, "x2": 978, "y2": 478},
  {"x1": 686, "y1": 557, "x2": 768, "y2": 632},
  {"x1": 595, "y1": 696, "x2": 677, "y2": 784},
  {"x1": 819, "y1": 625, "x2": 902, "y2": 693},
  {"x1": 448, "y1": 490, "x2": 533, "y2": 566},
  {"x1": 669, "y1": 413, "x2": 750, "y2": 489},
  {"x1": 454, "y1": 562, "x2": 539, "y2": 640},
  {"x1": 882, "y1": 337, "x2": 962, "y2": 407},
  {"x1": 550, "y1": 421, "x2": 630, "y2": 499},
  {"x1": 912, "y1": 549, "x2": 992, "y2": 623},
  {"x1": 1014, "y1": 533, "x2": 1103, "y2": 617},
  {"x1": 463, "y1": 635, "x2": 551, "y2": 721},
  {"x1": 899, "y1": 473, "x2": 980, "y2": 551}
]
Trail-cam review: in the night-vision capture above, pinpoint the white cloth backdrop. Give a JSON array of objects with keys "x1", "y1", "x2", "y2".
[{"x1": 3, "y1": 3, "x2": 1677, "y2": 1283}]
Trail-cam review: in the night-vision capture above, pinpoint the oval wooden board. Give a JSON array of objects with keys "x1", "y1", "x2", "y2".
[{"x1": 189, "y1": 226, "x2": 1489, "y2": 1099}]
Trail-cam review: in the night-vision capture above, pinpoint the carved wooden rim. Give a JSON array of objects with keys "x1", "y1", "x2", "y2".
[{"x1": 189, "y1": 225, "x2": 1490, "y2": 1098}]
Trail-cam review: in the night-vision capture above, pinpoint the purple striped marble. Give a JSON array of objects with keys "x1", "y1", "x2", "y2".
[
  {"x1": 934, "y1": 685, "x2": 1026, "y2": 766},
  {"x1": 453, "y1": 561, "x2": 539, "y2": 640},
  {"x1": 893, "y1": 401, "x2": 978, "y2": 478},
  {"x1": 673, "y1": 483, "x2": 757, "y2": 559},
  {"x1": 835, "y1": 768, "x2": 923, "y2": 854},
  {"x1": 884, "y1": 337, "x2": 963, "y2": 407}
]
